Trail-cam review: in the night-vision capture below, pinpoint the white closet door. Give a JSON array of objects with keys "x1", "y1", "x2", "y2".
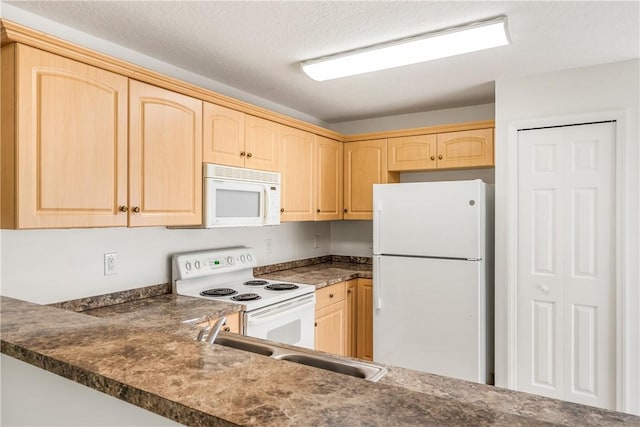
[{"x1": 516, "y1": 122, "x2": 615, "y2": 409}]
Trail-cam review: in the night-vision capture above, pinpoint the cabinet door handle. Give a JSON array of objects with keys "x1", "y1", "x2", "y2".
[
  {"x1": 280, "y1": 208, "x2": 285, "y2": 213},
  {"x1": 347, "y1": 289, "x2": 352, "y2": 294},
  {"x1": 132, "y1": 206, "x2": 141, "y2": 213},
  {"x1": 430, "y1": 156, "x2": 435, "y2": 161},
  {"x1": 438, "y1": 155, "x2": 443, "y2": 160},
  {"x1": 119, "y1": 205, "x2": 128, "y2": 213},
  {"x1": 329, "y1": 293, "x2": 334, "y2": 298},
  {"x1": 240, "y1": 151, "x2": 246, "y2": 157},
  {"x1": 222, "y1": 326, "x2": 231, "y2": 332},
  {"x1": 314, "y1": 322, "x2": 318, "y2": 327},
  {"x1": 247, "y1": 152, "x2": 253, "y2": 158},
  {"x1": 343, "y1": 208, "x2": 348, "y2": 213},
  {"x1": 316, "y1": 209, "x2": 321, "y2": 213}
]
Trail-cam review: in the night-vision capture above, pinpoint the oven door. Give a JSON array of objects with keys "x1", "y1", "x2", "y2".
[
  {"x1": 244, "y1": 294, "x2": 315, "y2": 350},
  {"x1": 204, "y1": 179, "x2": 266, "y2": 227}
]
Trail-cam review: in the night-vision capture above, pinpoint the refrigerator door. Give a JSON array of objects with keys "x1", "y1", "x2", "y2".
[
  {"x1": 373, "y1": 255, "x2": 487, "y2": 383},
  {"x1": 373, "y1": 180, "x2": 485, "y2": 259}
]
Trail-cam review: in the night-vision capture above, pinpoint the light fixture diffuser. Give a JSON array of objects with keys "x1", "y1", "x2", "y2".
[{"x1": 301, "y1": 16, "x2": 510, "y2": 81}]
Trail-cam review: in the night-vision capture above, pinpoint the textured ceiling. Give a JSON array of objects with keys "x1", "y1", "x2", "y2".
[{"x1": 2, "y1": 1, "x2": 639, "y2": 123}]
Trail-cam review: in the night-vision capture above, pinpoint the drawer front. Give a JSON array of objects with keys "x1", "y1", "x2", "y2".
[{"x1": 315, "y1": 282, "x2": 346, "y2": 310}]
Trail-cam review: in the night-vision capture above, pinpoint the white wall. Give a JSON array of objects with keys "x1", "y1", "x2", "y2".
[
  {"x1": 494, "y1": 59, "x2": 639, "y2": 414},
  {"x1": 0, "y1": 222, "x2": 330, "y2": 305},
  {"x1": 329, "y1": 103, "x2": 495, "y2": 134}
]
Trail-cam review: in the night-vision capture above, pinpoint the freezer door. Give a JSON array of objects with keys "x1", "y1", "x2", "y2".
[
  {"x1": 373, "y1": 180, "x2": 485, "y2": 259},
  {"x1": 373, "y1": 255, "x2": 487, "y2": 383}
]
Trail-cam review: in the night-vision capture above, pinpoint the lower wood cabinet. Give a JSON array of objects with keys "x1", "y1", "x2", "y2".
[
  {"x1": 356, "y1": 278, "x2": 373, "y2": 360},
  {"x1": 197, "y1": 311, "x2": 241, "y2": 334},
  {"x1": 314, "y1": 282, "x2": 347, "y2": 356},
  {"x1": 314, "y1": 278, "x2": 372, "y2": 360}
]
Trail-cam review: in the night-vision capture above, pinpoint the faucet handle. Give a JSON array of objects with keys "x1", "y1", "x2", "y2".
[{"x1": 205, "y1": 316, "x2": 228, "y2": 344}]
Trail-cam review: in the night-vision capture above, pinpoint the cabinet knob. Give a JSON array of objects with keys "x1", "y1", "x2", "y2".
[
  {"x1": 316, "y1": 209, "x2": 321, "y2": 213},
  {"x1": 314, "y1": 322, "x2": 318, "y2": 327},
  {"x1": 343, "y1": 208, "x2": 348, "y2": 213},
  {"x1": 132, "y1": 206, "x2": 141, "y2": 213},
  {"x1": 280, "y1": 208, "x2": 285, "y2": 213},
  {"x1": 240, "y1": 151, "x2": 246, "y2": 157},
  {"x1": 438, "y1": 155, "x2": 443, "y2": 160},
  {"x1": 430, "y1": 156, "x2": 435, "y2": 161},
  {"x1": 247, "y1": 152, "x2": 253, "y2": 158},
  {"x1": 347, "y1": 289, "x2": 352, "y2": 294},
  {"x1": 223, "y1": 326, "x2": 231, "y2": 332},
  {"x1": 119, "y1": 205, "x2": 128, "y2": 213},
  {"x1": 329, "y1": 293, "x2": 334, "y2": 298}
]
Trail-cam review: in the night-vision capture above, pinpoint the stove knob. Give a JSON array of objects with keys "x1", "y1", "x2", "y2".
[
  {"x1": 185, "y1": 261, "x2": 192, "y2": 271},
  {"x1": 226, "y1": 256, "x2": 234, "y2": 265},
  {"x1": 247, "y1": 254, "x2": 253, "y2": 262},
  {"x1": 240, "y1": 255, "x2": 246, "y2": 263},
  {"x1": 194, "y1": 260, "x2": 201, "y2": 270}
]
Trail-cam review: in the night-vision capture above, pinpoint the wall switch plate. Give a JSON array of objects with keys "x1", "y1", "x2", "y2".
[
  {"x1": 265, "y1": 239, "x2": 273, "y2": 254},
  {"x1": 313, "y1": 235, "x2": 320, "y2": 249},
  {"x1": 104, "y1": 253, "x2": 118, "y2": 275}
]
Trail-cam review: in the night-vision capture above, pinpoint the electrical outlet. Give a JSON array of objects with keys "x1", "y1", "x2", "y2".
[
  {"x1": 265, "y1": 238, "x2": 273, "y2": 254},
  {"x1": 104, "y1": 253, "x2": 118, "y2": 276},
  {"x1": 313, "y1": 235, "x2": 320, "y2": 249}
]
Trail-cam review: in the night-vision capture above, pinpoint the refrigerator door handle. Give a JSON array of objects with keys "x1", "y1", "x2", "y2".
[
  {"x1": 374, "y1": 256, "x2": 382, "y2": 310},
  {"x1": 373, "y1": 202, "x2": 381, "y2": 255}
]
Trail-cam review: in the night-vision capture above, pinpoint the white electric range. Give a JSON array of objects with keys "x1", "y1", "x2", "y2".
[{"x1": 172, "y1": 247, "x2": 316, "y2": 349}]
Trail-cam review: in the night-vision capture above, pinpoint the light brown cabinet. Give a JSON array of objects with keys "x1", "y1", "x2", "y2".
[
  {"x1": 196, "y1": 311, "x2": 241, "y2": 334},
  {"x1": 356, "y1": 278, "x2": 374, "y2": 361},
  {"x1": 128, "y1": 80, "x2": 202, "y2": 227},
  {"x1": 315, "y1": 136, "x2": 343, "y2": 221},
  {"x1": 388, "y1": 129, "x2": 494, "y2": 171},
  {"x1": 345, "y1": 279, "x2": 358, "y2": 357},
  {"x1": 279, "y1": 125, "x2": 315, "y2": 221},
  {"x1": 315, "y1": 281, "x2": 347, "y2": 356},
  {"x1": 203, "y1": 103, "x2": 279, "y2": 172},
  {"x1": 343, "y1": 140, "x2": 399, "y2": 220},
  {"x1": 1, "y1": 44, "x2": 129, "y2": 229}
]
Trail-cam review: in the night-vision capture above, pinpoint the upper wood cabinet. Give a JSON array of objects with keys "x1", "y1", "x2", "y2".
[
  {"x1": 315, "y1": 137, "x2": 343, "y2": 221},
  {"x1": 387, "y1": 134, "x2": 438, "y2": 171},
  {"x1": 128, "y1": 80, "x2": 202, "y2": 227},
  {"x1": 343, "y1": 139, "x2": 399, "y2": 220},
  {"x1": 436, "y1": 129, "x2": 494, "y2": 169},
  {"x1": 203, "y1": 103, "x2": 280, "y2": 172},
  {"x1": 1, "y1": 44, "x2": 129, "y2": 229},
  {"x1": 388, "y1": 128, "x2": 494, "y2": 171},
  {"x1": 279, "y1": 125, "x2": 315, "y2": 221}
]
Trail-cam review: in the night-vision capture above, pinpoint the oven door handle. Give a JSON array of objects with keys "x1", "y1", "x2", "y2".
[{"x1": 246, "y1": 295, "x2": 315, "y2": 325}]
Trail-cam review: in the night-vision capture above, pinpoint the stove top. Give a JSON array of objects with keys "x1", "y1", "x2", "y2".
[{"x1": 172, "y1": 247, "x2": 315, "y2": 311}]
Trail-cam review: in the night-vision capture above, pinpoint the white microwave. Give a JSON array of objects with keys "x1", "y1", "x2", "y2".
[{"x1": 203, "y1": 163, "x2": 281, "y2": 228}]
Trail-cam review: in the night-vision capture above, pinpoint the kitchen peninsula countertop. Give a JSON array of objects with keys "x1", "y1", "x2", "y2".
[{"x1": 2, "y1": 295, "x2": 638, "y2": 426}]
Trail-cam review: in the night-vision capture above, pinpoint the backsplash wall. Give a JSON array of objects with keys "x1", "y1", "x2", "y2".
[{"x1": 0, "y1": 222, "x2": 330, "y2": 305}]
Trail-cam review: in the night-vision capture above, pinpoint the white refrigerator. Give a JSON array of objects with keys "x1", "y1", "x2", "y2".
[{"x1": 372, "y1": 180, "x2": 493, "y2": 384}]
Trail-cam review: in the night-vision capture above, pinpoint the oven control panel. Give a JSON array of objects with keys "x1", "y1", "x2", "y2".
[{"x1": 172, "y1": 247, "x2": 257, "y2": 280}]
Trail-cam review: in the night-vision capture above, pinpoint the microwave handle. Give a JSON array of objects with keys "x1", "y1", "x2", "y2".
[{"x1": 263, "y1": 184, "x2": 270, "y2": 216}]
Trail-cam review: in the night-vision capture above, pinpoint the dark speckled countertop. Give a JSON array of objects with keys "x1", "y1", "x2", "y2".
[{"x1": 2, "y1": 259, "x2": 638, "y2": 426}]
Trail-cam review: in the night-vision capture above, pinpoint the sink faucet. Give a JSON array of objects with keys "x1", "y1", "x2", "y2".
[{"x1": 196, "y1": 315, "x2": 227, "y2": 344}]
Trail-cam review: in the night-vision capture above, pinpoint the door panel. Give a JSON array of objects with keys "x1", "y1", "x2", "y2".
[{"x1": 516, "y1": 122, "x2": 615, "y2": 409}]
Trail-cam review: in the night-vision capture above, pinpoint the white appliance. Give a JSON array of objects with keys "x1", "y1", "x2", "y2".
[
  {"x1": 372, "y1": 180, "x2": 493, "y2": 384},
  {"x1": 172, "y1": 247, "x2": 316, "y2": 349},
  {"x1": 203, "y1": 163, "x2": 281, "y2": 228}
]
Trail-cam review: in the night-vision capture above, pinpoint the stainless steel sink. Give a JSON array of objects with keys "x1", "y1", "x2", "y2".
[{"x1": 210, "y1": 332, "x2": 387, "y2": 382}]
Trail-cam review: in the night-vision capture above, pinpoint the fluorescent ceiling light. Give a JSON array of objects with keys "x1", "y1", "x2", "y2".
[{"x1": 301, "y1": 16, "x2": 510, "y2": 81}]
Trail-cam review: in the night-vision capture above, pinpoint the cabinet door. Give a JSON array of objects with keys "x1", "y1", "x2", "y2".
[
  {"x1": 344, "y1": 139, "x2": 396, "y2": 220},
  {"x1": 202, "y1": 103, "x2": 245, "y2": 167},
  {"x1": 357, "y1": 278, "x2": 373, "y2": 361},
  {"x1": 345, "y1": 279, "x2": 358, "y2": 357},
  {"x1": 7, "y1": 44, "x2": 128, "y2": 228},
  {"x1": 223, "y1": 312, "x2": 242, "y2": 334},
  {"x1": 315, "y1": 300, "x2": 347, "y2": 356},
  {"x1": 245, "y1": 115, "x2": 279, "y2": 172},
  {"x1": 436, "y1": 129, "x2": 494, "y2": 169},
  {"x1": 387, "y1": 134, "x2": 437, "y2": 171},
  {"x1": 129, "y1": 80, "x2": 202, "y2": 227},
  {"x1": 279, "y1": 125, "x2": 315, "y2": 221},
  {"x1": 315, "y1": 137, "x2": 343, "y2": 221}
]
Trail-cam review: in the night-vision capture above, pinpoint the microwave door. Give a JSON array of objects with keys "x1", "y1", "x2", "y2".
[{"x1": 205, "y1": 179, "x2": 265, "y2": 227}]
